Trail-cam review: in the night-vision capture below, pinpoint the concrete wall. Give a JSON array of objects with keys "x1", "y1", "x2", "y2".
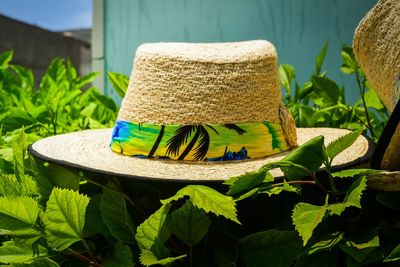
[
  {"x1": 0, "y1": 15, "x2": 90, "y2": 80},
  {"x1": 99, "y1": 0, "x2": 377, "y2": 104}
]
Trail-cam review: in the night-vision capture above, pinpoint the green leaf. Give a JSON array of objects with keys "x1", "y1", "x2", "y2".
[
  {"x1": 43, "y1": 188, "x2": 90, "y2": 251},
  {"x1": 339, "y1": 229, "x2": 379, "y2": 263},
  {"x1": 30, "y1": 258, "x2": 60, "y2": 267},
  {"x1": 282, "y1": 135, "x2": 325, "y2": 175},
  {"x1": 260, "y1": 161, "x2": 313, "y2": 180},
  {"x1": 340, "y1": 45, "x2": 358, "y2": 74},
  {"x1": 0, "y1": 50, "x2": 13, "y2": 69},
  {"x1": 0, "y1": 174, "x2": 38, "y2": 197},
  {"x1": 364, "y1": 89, "x2": 386, "y2": 111},
  {"x1": 76, "y1": 72, "x2": 99, "y2": 90},
  {"x1": 385, "y1": 243, "x2": 400, "y2": 262},
  {"x1": 161, "y1": 185, "x2": 239, "y2": 224},
  {"x1": 328, "y1": 176, "x2": 367, "y2": 216},
  {"x1": 326, "y1": 129, "x2": 362, "y2": 163},
  {"x1": 0, "y1": 241, "x2": 47, "y2": 264},
  {"x1": 100, "y1": 187, "x2": 135, "y2": 243},
  {"x1": 311, "y1": 76, "x2": 340, "y2": 105},
  {"x1": 239, "y1": 230, "x2": 302, "y2": 267},
  {"x1": 136, "y1": 204, "x2": 185, "y2": 266},
  {"x1": 308, "y1": 231, "x2": 344, "y2": 254},
  {"x1": 315, "y1": 42, "x2": 329, "y2": 75},
  {"x1": 292, "y1": 202, "x2": 327, "y2": 246},
  {"x1": 169, "y1": 200, "x2": 211, "y2": 246},
  {"x1": 0, "y1": 228, "x2": 42, "y2": 247},
  {"x1": 225, "y1": 170, "x2": 267, "y2": 196},
  {"x1": 108, "y1": 72, "x2": 129, "y2": 98},
  {"x1": 0, "y1": 197, "x2": 39, "y2": 228},
  {"x1": 84, "y1": 194, "x2": 110, "y2": 236},
  {"x1": 104, "y1": 241, "x2": 134, "y2": 267},
  {"x1": 12, "y1": 129, "x2": 28, "y2": 182},
  {"x1": 333, "y1": 169, "x2": 381, "y2": 178},
  {"x1": 260, "y1": 181, "x2": 299, "y2": 197}
]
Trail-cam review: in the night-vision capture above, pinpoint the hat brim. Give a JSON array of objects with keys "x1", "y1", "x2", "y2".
[{"x1": 28, "y1": 128, "x2": 373, "y2": 183}]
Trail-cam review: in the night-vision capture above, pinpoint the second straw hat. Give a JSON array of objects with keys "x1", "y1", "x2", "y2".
[{"x1": 29, "y1": 40, "x2": 371, "y2": 181}]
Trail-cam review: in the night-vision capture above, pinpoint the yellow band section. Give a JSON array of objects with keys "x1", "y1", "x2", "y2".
[{"x1": 110, "y1": 120, "x2": 290, "y2": 161}]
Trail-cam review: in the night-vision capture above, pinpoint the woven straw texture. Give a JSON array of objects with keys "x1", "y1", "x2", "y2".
[
  {"x1": 31, "y1": 128, "x2": 370, "y2": 181},
  {"x1": 118, "y1": 40, "x2": 282, "y2": 125},
  {"x1": 353, "y1": 0, "x2": 400, "y2": 112}
]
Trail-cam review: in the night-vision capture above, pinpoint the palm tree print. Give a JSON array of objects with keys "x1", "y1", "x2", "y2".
[
  {"x1": 165, "y1": 124, "x2": 246, "y2": 160},
  {"x1": 147, "y1": 125, "x2": 165, "y2": 158}
]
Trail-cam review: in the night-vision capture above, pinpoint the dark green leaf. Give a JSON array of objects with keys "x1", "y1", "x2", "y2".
[
  {"x1": 282, "y1": 135, "x2": 325, "y2": 176},
  {"x1": 308, "y1": 232, "x2": 344, "y2": 254},
  {"x1": 385, "y1": 243, "x2": 400, "y2": 262},
  {"x1": 339, "y1": 229, "x2": 380, "y2": 263},
  {"x1": 225, "y1": 170, "x2": 268, "y2": 196},
  {"x1": 239, "y1": 230, "x2": 302, "y2": 267},
  {"x1": 333, "y1": 169, "x2": 381, "y2": 178},
  {"x1": 376, "y1": 192, "x2": 400, "y2": 212},
  {"x1": 169, "y1": 200, "x2": 211, "y2": 246},
  {"x1": 100, "y1": 187, "x2": 135, "y2": 243},
  {"x1": 311, "y1": 76, "x2": 340, "y2": 106},
  {"x1": 104, "y1": 241, "x2": 134, "y2": 267}
]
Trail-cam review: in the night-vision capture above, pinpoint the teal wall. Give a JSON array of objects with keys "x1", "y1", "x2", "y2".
[{"x1": 103, "y1": 0, "x2": 377, "y2": 103}]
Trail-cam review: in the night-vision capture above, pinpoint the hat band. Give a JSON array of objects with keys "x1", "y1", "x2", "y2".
[{"x1": 110, "y1": 120, "x2": 291, "y2": 161}]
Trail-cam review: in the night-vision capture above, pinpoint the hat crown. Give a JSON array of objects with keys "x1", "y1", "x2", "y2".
[{"x1": 118, "y1": 40, "x2": 283, "y2": 125}]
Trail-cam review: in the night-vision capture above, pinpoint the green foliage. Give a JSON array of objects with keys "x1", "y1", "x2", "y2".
[
  {"x1": 280, "y1": 44, "x2": 388, "y2": 141},
  {"x1": 0, "y1": 48, "x2": 397, "y2": 266},
  {"x1": 162, "y1": 185, "x2": 239, "y2": 224}
]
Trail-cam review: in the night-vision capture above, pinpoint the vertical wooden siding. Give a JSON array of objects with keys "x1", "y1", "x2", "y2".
[{"x1": 103, "y1": 0, "x2": 377, "y2": 103}]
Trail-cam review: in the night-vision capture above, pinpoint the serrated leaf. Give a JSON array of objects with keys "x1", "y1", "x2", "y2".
[
  {"x1": 100, "y1": 187, "x2": 135, "y2": 243},
  {"x1": 292, "y1": 202, "x2": 327, "y2": 246},
  {"x1": 328, "y1": 176, "x2": 367, "y2": 216},
  {"x1": 225, "y1": 170, "x2": 267, "y2": 196},
  {"x1": 281, "y1": 136, "x2": 325, "y2": 177},
  {"x1": 135, "y1": 204, "x2": 185, "y2": 266},
  {"x1": 108, "y1": 72, "x2": 129, "y2": 98},
  {"x1": 104, "y1": 241, "x2": 134, "y2": 267},
  {"x1": 0, "y1": 196, "x2": 39, "y2": 228},
  {"x1": 0, "y1": 241, "x2": 47, "y2": 264},
  {"x1": 326, "y1": 129, "x2": 362, "y2": 163},
  {"x1": 0, "y1": 174, "x2": 38, "y2": 197},
  {"x1": 333, "y1": 169, "x2": 381, "y2": 178},
  {"x1": 161, "y1": 185, "x2": 239, "y2": 224},
  {"x1": 261, "y1": 161, "x2": 313, "y2": 181},
  {"x1": 0, "y1": 228, "x2": 42, "y2": 247},
  {"x1": 169, "y1": 200, "x2": 211, "y2": 246},
  {"x1": 385, "y1": 243, "x2": 400, "y2": 262},
  {"x1": 239, "y1": 230, "x2": 302, "y2": 267},
  {"x1": 260, "y1": 181, "x2": 299, "y2": 197},
  {"x1": 12, "y1": 129, "x2": 28, "y2": 182},
  {"x1": 43, "y1": 188, "x2": 90, "y2": 251}
]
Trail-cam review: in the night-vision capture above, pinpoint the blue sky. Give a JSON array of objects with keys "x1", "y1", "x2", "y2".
[{"x1": 0, "y1": 0, "x2": 92, "y2": 31}]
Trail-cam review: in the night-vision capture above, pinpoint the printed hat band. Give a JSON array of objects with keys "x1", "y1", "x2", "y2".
[{"x1": 110, "y1": 120, "x2": 291, "y2": 161}]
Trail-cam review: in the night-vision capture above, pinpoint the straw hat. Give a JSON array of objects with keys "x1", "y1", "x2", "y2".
[
  {"x1": 353, "y1": 0, "x2": 400, "y2": 174},
  {"x1": 29, "y1": 40, "x2": 371, "y2": 182}
]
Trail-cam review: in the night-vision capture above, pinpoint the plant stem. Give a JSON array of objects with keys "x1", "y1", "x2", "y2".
[
  {"x1": 355, "y1": 70, "x2": 375, "y2": 138},
  {"x1": 189, "y1": 245, "x2": 193, "y2": 267},
  {"x1": 66, "y1": 248, "x2": 103, "y2": 267},
  {"x1": 325, "y1": 163, "x2": 338, "y2": 195},
  {"x1": 82, "y1": 239, "x2": 99, "y2": 266}
]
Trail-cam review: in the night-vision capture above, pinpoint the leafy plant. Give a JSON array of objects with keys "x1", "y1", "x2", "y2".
[
  {"x1": 0, "y1": 47, "x2": 399, "y2": 267},
  {"x1": 280, "y1": 43, "x2": 389, "y2": 141}
]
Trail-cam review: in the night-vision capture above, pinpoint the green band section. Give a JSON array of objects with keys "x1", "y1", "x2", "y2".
[{"x1": 110, "y1": 120, "x2": 290, "y2": 161}]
